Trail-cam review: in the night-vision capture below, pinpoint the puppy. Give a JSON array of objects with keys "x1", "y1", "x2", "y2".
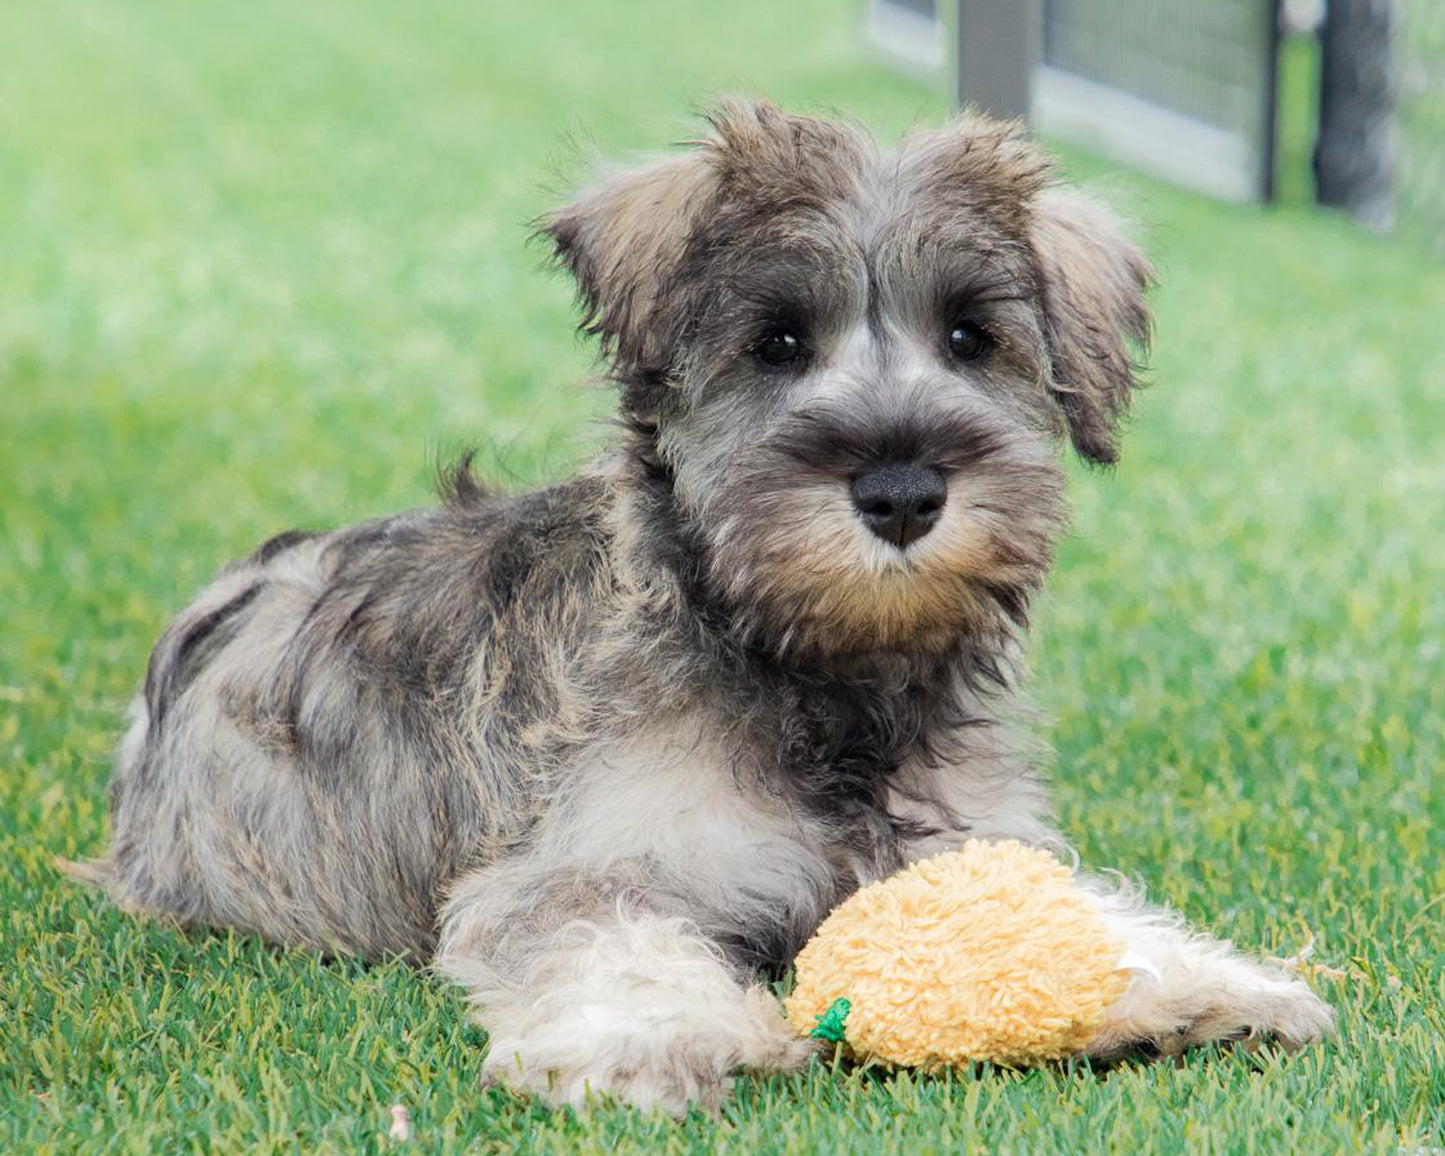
[{"x1": 74, "y1": 101, "x2": 1333, "y2": 1113}]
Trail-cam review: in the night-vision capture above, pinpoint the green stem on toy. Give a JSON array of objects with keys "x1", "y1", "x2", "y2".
[{"x1": 809, "y1": 997, "x2": 851, "y2": 1043}]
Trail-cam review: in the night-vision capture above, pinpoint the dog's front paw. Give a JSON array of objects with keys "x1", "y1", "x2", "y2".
[
  {"x1": 480, "y1": 986, "x2": 813, "y2": 1115},
  {"x1": 1171, "y1": 964, "x2": 1335, "y2": 1055},
  {"x1": 482, "y1": 1029, "x2": 731, "y2": 1115},
  {"x1": 1256, "y1": 977, "x2": 1336, "y2": 1051},
  {"x1": 1091, "y1": 950, "x2": 1336, "y2": 1059}
]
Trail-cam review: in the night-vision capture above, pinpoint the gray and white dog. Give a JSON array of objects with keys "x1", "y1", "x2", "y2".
[{"x1": 74, "y1": 102, "x2": 1333, "y2": 1113}]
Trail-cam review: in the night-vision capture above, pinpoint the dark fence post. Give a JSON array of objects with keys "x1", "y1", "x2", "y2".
[
  {"x1": 1315, "y1": 0, "x2": 1396, "y2": 228},
  {"x1": 956, "y1": 0, "x2": 1040, "y2": 122}
]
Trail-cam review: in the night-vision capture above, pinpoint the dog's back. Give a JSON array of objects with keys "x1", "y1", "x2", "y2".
[{"x1": 73, "y1": 470, "x2": 613, "y2": 958}]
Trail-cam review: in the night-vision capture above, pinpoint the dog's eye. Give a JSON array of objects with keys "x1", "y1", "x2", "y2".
[
  {"x1": 947, "y1": 321, "x2": 990, "y2": 362},
  {"x1": 754, "y1": 329, "x2": 804, "y2": 368}
]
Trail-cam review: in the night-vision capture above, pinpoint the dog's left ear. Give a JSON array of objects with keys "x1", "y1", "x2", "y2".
[{"x1": 1029, "y1": 187, "x2": 1152, "y2": 465}]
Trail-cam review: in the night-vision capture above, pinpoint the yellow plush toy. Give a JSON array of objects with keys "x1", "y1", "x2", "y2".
[{"x1": 784, "y1": 840, "x2": 1132, "y2": 1068}]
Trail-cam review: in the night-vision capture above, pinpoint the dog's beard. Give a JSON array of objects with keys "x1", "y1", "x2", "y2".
[{"x1": 698, "y1": 451, "x2": 1067, "y2": 660}]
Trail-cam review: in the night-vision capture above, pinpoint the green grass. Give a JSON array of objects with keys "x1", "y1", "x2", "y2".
[{"x1": 3, "y1": 1, "x2": 1443, "y2": 1152}]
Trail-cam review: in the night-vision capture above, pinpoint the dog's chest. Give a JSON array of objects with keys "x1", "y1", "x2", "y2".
[{"x1": 535, "y1": 723, "x2": 867, "y2": 931}]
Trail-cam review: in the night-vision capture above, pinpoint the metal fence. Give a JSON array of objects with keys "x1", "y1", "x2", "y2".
[
  {"x1": 872, "y1": 0, "x2": 1442, "y2": 235},
  {"x1": 1033, "y1": 0, "x2": 1279, "y2": 201},
  {"x1": 1398, "y1": 0, "x2": 1445, "y2": 255}
]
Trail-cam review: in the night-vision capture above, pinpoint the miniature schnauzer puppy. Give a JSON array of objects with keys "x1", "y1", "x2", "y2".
[{"x1": 74, "y1": 102, "x2": 1333, "y2": 1113}]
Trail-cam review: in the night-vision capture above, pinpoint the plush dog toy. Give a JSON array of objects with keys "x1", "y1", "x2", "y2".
[{"x1": 784, "y1": 840, "x2": 1136, "y2": 1068}]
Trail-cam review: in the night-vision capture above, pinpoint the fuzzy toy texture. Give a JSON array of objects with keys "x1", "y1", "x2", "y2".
[{"x1": 784, "y1": 841, "x2": 1131, "y2": 1067}]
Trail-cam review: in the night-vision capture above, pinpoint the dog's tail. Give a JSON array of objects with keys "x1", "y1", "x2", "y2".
[{"x1": 54, "y1": 854, "x2": 112, "y2": 890}]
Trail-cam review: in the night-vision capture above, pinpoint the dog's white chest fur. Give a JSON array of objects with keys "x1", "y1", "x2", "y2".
[{"x1": 538, "y1": 725, "x2": 850, "y2": 926}]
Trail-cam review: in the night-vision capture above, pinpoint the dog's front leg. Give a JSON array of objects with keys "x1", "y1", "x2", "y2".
[
  {"x1": 436, "y1": 861, "x2": 811, "y2": 1114},
  {"x1": 1082, "y1": 881, "x2": 1336, "y2": 1059}
]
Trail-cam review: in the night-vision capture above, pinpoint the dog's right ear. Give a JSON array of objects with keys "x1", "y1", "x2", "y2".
[{"x1": 541, "y1": 148, "x2": 718, "y2": 371}]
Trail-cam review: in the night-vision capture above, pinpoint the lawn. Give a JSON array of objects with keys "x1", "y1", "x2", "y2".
[{"x1": 2, "y1": 1, "x2": 1443, "y2": 1152}]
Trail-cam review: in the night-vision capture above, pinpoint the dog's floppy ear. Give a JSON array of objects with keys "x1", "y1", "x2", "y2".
[
  {"x1": 1029, "y1": 187, "x2": 1152, "y2": 465},
  {"x1": 541, "y1": 144, "x2": 718, "y2": 371}
]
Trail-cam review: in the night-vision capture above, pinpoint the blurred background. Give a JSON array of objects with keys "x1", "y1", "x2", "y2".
[{"x1": 2, "y1": 1, "x2": 1442, "y2": 1150}]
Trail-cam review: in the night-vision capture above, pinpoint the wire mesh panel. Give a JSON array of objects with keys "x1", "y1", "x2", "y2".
[
  {"x1": 1398, "y1": 0, "x2": 1445, "y2": 256},
  {"x1": 1034, "y1": 0, "x2": 1280, "y2": 200}
]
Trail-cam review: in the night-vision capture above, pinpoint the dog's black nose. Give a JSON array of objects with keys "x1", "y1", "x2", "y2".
[{"x1": 849, "y1": 462, "x2": 947, "y2": 549}]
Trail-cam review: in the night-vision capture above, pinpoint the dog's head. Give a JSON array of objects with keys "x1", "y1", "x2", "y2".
[{"x1": 544, "y1": 101, "x2": 1150, "y2": 659}]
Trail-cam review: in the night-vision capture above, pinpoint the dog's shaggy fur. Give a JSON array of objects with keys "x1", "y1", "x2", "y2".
[{"x1": 74, "y1": 102, "x2": 1332, "y2": 1113}]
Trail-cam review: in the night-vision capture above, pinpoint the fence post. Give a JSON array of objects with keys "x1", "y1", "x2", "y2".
[
  {"x1": 955, "y1": 0, "x2": 1041, "y2": 122},
  {"x1": 1315, "y1": 0, "x2": 1396, "y2": 228}
]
